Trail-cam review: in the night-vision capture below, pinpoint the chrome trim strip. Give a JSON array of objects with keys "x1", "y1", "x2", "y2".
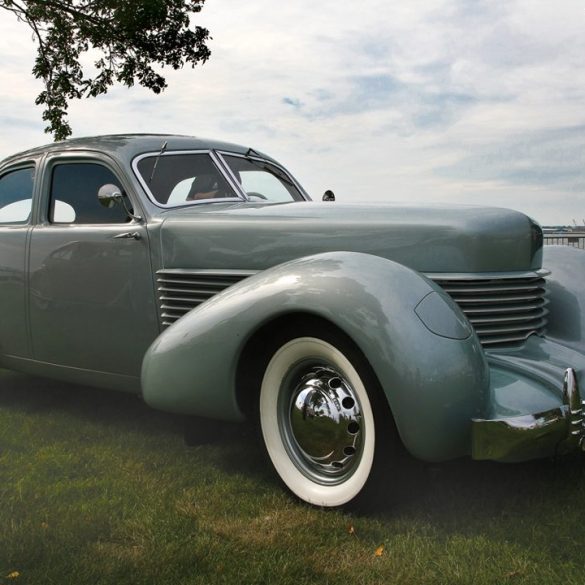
[
  {"x1": 452, "y1": 292, "x2": 545, "y2": 303},
  {"x1": 479, "y1": 330, "x2": 546, "y2": 346},
  {"x1": 463, "y1": 300, "x2": 548, "y2": 315},
  {"x1": 158, "y1": 268, "x2": 259, "y2": 277},
  {"x1": 468, "y1": 307, "x2": 548, "y2": 325},
  {"x1": 425, "y1": 269, "x2": 550, "y2": 280},
  {"x1": 563, "y1": 368, "x2": 584, "y2": 445},
  {"x1": 473, "y1": 318, "x2": 548, "y2": 335}
]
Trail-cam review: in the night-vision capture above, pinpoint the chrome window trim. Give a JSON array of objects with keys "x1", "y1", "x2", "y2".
[
  {"x1": 132, "y1": 150, "x2": 246, "y2": 209},
  {"x1": 0, "y1": 161, "x2": 36, "y2": 178},
  {"x1": 211, "y1": 152, "x2": 250, "y2": 201},
  {"x1": 216, "y1": 150, "x2": 310, "y2": 201},
  {"x1": 43, "y1": 156, "x2": 140, "y2": 227}
]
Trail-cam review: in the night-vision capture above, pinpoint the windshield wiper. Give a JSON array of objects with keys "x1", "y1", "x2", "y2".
[{"x1": 149, "y1": 140, "x2": 168, "y2": 183}]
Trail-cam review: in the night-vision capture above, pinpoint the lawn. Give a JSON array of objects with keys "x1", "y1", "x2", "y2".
[{"x1": 1, "y1": 368, "x2": 585, "y2": 585}]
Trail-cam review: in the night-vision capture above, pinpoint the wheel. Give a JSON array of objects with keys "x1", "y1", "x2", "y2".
[{"x1": 259, "y1": 329, "x2": 389, "y2": 507}]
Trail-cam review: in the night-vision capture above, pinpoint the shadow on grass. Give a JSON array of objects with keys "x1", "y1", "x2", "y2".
[
  {"x1": 0, "y1": 369, "x2": 164, "y2": 425},
  {"x1": 0, "y1": 368, "x2": 269, "y2": 472},
  {"x1": 2, "y1": 367, "x2": 584, "y2": 528},
  {"x1": 344, "y1": 428, "x2": 585, "y2": 536}
]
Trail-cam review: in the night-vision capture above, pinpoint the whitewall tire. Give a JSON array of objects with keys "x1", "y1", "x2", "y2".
[{"x1": 259, "y1": 336, "x2": 377, "y2": 507}]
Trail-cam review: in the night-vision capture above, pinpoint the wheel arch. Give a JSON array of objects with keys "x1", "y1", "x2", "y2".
[{"x1": 234, "y1": 311, "x2": 385, "y2": 421}]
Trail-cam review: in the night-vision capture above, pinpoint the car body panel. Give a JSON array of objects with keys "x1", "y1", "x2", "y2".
[
  {"x1": 542, "y1": 245, "x2": 585, "y2": 353},
  {"x1": 157, "y1": 201, "x2": 542, "y2": 273},
  {"x1": 0, "y1": 224, "x2": 31, "y2": 358},
  {"x1": 29, "y1": 223, "x2": 158, "y2": 375}
]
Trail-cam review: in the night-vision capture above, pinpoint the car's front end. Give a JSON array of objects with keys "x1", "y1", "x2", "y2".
[
  {"x1": 145, "y1": 193, "x2": 585, "y2": 465},
  {"x1": 471, "y1": 244, "x2": 585, "y2": 463}
]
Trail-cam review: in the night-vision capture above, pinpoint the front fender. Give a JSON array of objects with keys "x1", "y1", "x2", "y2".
[
  {"x1": 543, "y1": 245, "x2": 585, "y2": 353},
  {"x1": 142, "y1": 251, "x2": 489, "y2": 461}
]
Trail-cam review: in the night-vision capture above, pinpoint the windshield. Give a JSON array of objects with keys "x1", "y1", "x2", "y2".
[
  {"x1": 221, "y1": 154, "x2": 305, "y2": 202},
  {"x1": 135, "y1": 153, "x2": 238, "y2": 206}
]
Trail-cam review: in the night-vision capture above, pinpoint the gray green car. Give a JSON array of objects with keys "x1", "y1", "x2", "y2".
[{"x1": 1, "y1": 134, "x2": 584, "y2": 507}]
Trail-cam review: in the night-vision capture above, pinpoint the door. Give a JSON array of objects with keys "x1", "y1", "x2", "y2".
[
  {"x1": 0, "y1": 165, "x2": 35, "y2": 358},
  {"x1": 29, "y1": 158, "x2": 158, "y2": 378}
]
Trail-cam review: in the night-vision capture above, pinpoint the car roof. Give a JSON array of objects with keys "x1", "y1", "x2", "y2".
[{"x1": 0, "y1": 134, "x2": 277, "y2": 167}]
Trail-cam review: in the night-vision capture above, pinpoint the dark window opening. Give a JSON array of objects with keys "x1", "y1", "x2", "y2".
[
  {"x1": 136, "y1": 153, "x2": 236, "y2": 205},
  {"x1": 50, "y1": 163, "x2": 130, "y2": 224},
  {"x1": 0, "y1": 167, "x2": 34, "y2": 224}
]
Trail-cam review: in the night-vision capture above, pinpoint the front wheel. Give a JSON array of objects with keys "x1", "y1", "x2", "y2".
[{"x1": 259, "y1": 333, "x2": 386, "y2": 507}]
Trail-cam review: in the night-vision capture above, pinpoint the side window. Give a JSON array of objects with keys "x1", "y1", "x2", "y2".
[
  {"x1": 0, "y1": 167, "x2": 34, "y2": 224},
  {"x1": 222, "y1": 155, "x2": 303, "y2": 202},
  {"x1": 50, "y1": 163, "x2": 129, "y2": 224},
  {"x1": 239, "y1": 170, "x2": 292, "y2": 202}
]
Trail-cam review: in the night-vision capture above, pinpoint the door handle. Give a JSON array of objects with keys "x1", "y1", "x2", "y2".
[{"x1": 113, "y1": 231, "x2": 141, "y2": 240}]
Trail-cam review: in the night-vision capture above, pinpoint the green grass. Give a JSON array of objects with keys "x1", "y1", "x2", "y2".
[{"x1": 1, "y1": 368, "x2": 585, "y2": 585}]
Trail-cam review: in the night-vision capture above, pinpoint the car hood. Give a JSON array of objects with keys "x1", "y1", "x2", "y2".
[{"x1": 156, "y1": 201, "x2": 543, "y2": 273}]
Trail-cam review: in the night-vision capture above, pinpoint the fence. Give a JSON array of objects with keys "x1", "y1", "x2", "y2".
[{"x1": 543, "y1": 232, "x2": 585, "y2": 249}]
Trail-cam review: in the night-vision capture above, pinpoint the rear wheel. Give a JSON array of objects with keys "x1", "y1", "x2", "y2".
[{"x1": 259, "y1": 329, "x2": 390, "y2": 507}]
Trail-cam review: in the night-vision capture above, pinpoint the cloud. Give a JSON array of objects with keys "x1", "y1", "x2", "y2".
[
  {"x1": 435, "y1": 125, "x2": 585, "y2": 191},
  {"x1": 282, "y1": 97, "x2": 303, "y2": 109},
  {"x1": 0, "y1": 0, "x2": 584, "y2": 224}
]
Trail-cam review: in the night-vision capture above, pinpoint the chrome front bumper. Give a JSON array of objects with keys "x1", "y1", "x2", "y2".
[{"x1": 472, "y1": 369, "x2": 584, "y2": 462}]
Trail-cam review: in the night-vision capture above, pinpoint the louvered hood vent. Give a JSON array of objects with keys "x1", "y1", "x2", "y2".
[
  {"x1": 156, "y1": 269, "x2": 254, "y2": 327},
  {"x1": 431, "y1": 273, "x2": 548, "y2": 347},
  {"x1": 157, "y1": 268, "x2": 548, "y2": 348}
]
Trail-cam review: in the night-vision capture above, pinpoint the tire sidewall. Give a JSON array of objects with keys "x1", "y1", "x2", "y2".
[{"x1": 260, "y1": 335, "x2": 376, "y2": 507}]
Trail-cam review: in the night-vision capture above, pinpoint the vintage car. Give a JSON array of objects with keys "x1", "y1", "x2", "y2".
[{"x1": 0, "y1": 134, "x2": 584, "y2": 507}]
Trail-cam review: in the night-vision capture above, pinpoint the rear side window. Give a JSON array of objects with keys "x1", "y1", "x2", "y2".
[
  {"x1": 50, "y1": 163, "x2": 129, "y2": 224},
  {"x1": 0, "y1": 167, "x2": 34, "y2": 224}
]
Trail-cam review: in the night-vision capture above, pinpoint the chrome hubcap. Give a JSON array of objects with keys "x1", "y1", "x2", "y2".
[{"x1": 285, "y1": 365, "x2": 362, "y2": 482}]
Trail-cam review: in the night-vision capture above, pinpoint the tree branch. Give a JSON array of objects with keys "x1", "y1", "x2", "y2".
[{"x1": 0, "y1": 0, "x2": 211, "y2": 140}]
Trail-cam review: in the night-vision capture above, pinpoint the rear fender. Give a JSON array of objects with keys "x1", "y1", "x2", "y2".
[{"x1": 141, "y1": 251, "x2": 489, "y2": 461}]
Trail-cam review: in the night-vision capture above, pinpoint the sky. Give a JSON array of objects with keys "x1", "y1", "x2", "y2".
[{"x1": 0, "y1": 0, "x2": 583, "y2": 226}]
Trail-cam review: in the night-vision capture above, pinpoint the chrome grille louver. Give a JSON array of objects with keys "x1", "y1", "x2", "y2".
[
  {"x1": 156, "y1": 269, "x2": 255, "y2": 327},
  {"x1": 430, "y1": 273, "x2": 548, "y2": 347}
]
